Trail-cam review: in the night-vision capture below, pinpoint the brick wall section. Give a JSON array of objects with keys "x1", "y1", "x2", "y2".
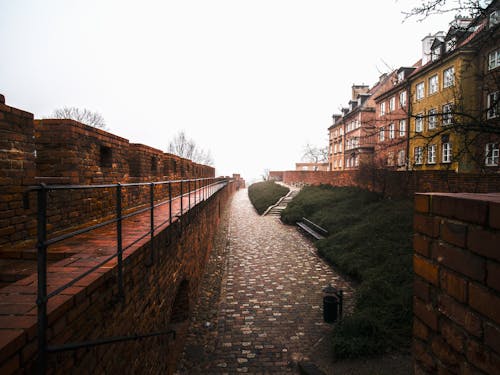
[
  {"x1": 0, "y1": 180, "x2": 239, "y2": 374},
  {"x1": 413, "y1": 192, "x2": 500, "y2": 374},
  {"x1": 270, "y1": 170, "x2": 500, "y2": 196},
  {"x1": 0, "y1": 97, "x2": 215, "y2": 252},
  {"x1": 0, "y1": 99, "x2": 36, "y2": 249}
]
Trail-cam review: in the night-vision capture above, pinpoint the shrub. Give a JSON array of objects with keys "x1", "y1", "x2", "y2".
[
  {"x1": 281, "y1": 185, "x2": 413, "y2": 359},
  {"x1": 247, "y1": 181, "x2": 289, "y2": 215}
]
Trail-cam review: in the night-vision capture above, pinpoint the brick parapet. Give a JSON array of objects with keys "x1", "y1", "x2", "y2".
[
  {"x1": 413, "y1": 193, "x2": 500, "y2": 374},
  {"x1": 0, "y1": 180, "x2": 238, "y2": 374}
]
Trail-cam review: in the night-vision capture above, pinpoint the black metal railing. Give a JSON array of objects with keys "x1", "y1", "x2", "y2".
[{"x1": 24, "y1": 176, "x2": 230, "y2": 374}]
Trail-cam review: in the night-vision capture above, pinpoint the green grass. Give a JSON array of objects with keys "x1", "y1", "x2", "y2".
[
  {"x1": 281, "y1": 185, "x2": 413, "y2": 359},
  {"x1": 247, "y1": 181, "x2": 290, "y2": 215}
]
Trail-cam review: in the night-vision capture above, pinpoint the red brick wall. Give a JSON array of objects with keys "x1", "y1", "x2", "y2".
[
  {"x1": 0, "y1": 98, "x2": 215, "y2": 252},
  {"x1": 272, "y1": 169, "x2": 500, "y2": 196},
  {"x1": 0, "y1": 180, "x2": 239, "y2": 374},
  {"x1": 413, "y1": 193, "x2": 500, "y2": 374},
  {"x1": 0, "y1": 98, "x2": 36, "y2": 249}
]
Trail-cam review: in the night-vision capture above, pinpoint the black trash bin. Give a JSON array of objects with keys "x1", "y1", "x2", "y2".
[{"x1": 323, "y1": 295, "x2": 338, "y2": 323}]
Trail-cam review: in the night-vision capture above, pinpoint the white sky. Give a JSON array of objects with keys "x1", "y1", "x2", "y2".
[{"x1": 0, "y1": 0, "x2": 453, "y2": 182}]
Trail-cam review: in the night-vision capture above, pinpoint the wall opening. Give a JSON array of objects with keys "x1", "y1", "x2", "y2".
[{"x1": 100, "y1": 146, "x2": 112, "y2": 168}]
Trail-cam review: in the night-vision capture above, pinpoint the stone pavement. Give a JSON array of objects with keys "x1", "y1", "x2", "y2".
[{"x1": 177, "y1": 188, "x2": 354, "y2": 374}]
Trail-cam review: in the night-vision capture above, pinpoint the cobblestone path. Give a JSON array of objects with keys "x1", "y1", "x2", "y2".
[{"x1": 177, "y1": 188, "x2": 354, "y2": 374}]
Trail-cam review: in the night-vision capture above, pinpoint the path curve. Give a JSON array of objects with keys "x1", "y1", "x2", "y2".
[{"x1": 177, "y1": 188, "x2": 354, "y2": 374}]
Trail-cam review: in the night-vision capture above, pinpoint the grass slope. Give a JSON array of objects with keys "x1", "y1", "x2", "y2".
[
  {"x1": 281, "y1": 185, "x2": 413, "y2": 359},
  {"x1": 247, "y1": 181, "x2": 290, "y2": 215}
]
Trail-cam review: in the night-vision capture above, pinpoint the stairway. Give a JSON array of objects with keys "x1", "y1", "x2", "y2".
[{"x1": 263, "y1": 188, "x2": 300, "y2": 217}]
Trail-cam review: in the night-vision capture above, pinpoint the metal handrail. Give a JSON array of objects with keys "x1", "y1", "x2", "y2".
[{"x1": 24, "y1": 176, "x2": 231, "y2": 374}]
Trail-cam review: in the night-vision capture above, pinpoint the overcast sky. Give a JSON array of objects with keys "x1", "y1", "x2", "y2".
[{"x1": 0, "y1": 0, "x2": 453, "y2": 182}]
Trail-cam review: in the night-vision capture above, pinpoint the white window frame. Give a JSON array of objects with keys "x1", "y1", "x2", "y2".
[
  {"x1": 399, "y1": 120, "x2": 406, "y2": 137},
  {"x1": 380, "y1": 102, "x2": 386, "y2": 116},
  {"x1": 485, "y1": 143, "x2": 499, "y2": 166},
  {"x1": 489, "y1": 49, "x2": 500, "y2": 70},
  {"x1": 427, "y1": 144, "x2": 436, "y2": 164},
  {"x1": 490, "y1": 10, "x2": 499, "y2": 28},
  {"x1": 443, "y1": 67, "x2": 455, "y2": 88},
  {"x1": 379, "y1": 127, "x2": 385, "y2": 142},
  {"x1": 397, "y1": 149, "x2": 405, "y2": 166},
  {"x1": 442, "y1": 142, "x2": 452, "y2": 163},
  {"x1": 428, "y1": 75, "x2": 439, "y2": 95},
  {"x1": 389, "y1": 123, "x2": 395, "y2": 139},
  {"x1": 442, "y1": 103, "x2": 453, "y2": 126},
  {"x1": 428, "y1": 108, "x2": 437, "y2": 129},
  {"x1": 416, "y1": 82, "x2": 425, "y2": 100},
  {"x1": 387, "y1": 152, "x2": 394, "y2": 166},
  {"x1": 399, "y1": 91, "x2": 407, "y2": 107},
  {"x1": 416, "y1": 114, "x2": 424, "y2": 132},
  {"x1": 389, "y1": 97, "x2": 395, "y2": 112},
  {"x1": 445, "y1": 38, "x2": 456, "y2": 52},
  {"x1": 487, "y1": 91, "x2": 499, "y2": 119},
  {"x1": 414, "y1": 146, "x2": 423, "y2": 165}
]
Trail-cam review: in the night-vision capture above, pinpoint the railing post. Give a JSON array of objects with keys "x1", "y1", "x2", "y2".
[
  {"x1": 116, "y1": 184, "x2": 124, "y2": 300},
  {"x1": 149, "y1": 183, "x2": 154, "y2": 265},
  {"x1": 180, "y1": 180, "x2": 183, "y2": 215},
  {"x1": 168, "y1": 182, "x2": 172, "y2": 225},
  {"x1": 37, "y1": 184, "x2": 48, "y2": 375},
  {"x1": 188, "y1": 179, "x2": 191, "y2": 211}
]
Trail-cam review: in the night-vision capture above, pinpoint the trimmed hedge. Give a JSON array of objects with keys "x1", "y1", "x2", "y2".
[{"x1": 248, "y1": 181, "x2": 289, "y2": 215}]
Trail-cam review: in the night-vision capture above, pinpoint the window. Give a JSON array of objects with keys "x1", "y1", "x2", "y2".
[
  {"x1": 354, "y1": 155, "x2": 359, "y2": 167},
  {"x1": 414, "y1": 146, "x2": 423, "y2": 165},
  {"x1": 443, "y1": 67, "x2": 455, "y2": 88},
  {"x1": 490, "y1": 10, "x2": 499, "y2": 28},
  {"x1": 399, "y1": 120, "x2": 406, "y2": 137},
  {"x1": 416, "y1": 114, "x2": 424, "y2": 132},
  {"x1": 487, "y1": 91, "x2": 499, "y2": 119},
  {"x1": 398, "y1": 71, "x2": 405, "y2": 82},
  {"x1": 427, "y1": 144, "x2": 436, "y2": 164},
  {"x1": 485, "y1": 143, "x2": 499, "y2": 166},
  {"x1": 416, "y1": 82, "x2": 425, "y2": 100},
  {"x1": 432, "y1": 46, "x2": 441, "y2": 61},
  {"x1": 445, "y1": 38, "x2": 456, "y2": 52},
  {"x1": 379, "y1": 127, "x2": 385, "y2": 142},
  {"x1": 428, "y1": 75, "x2": 439, "y2": 94},
  {"x1": 489, "y1": 49, "x2": 500, "y2": 70},
  {"x1": 442, "y1": 103, "x2": 453, "y2": 125},
  {"x1": 399, "y1": 91, "x2": 407, "y2": 107},
  {"x1": 389, "y1": 123, "x2": 395, "y2": 139},
  {"x1": 397, "y1": 149, "x2": 405, "y2": 166},
  {"x1": 428, "y1": 108, "x2": 437, "y2": 129},
  {"x1": 389, "y1": 97, "x2": 395, "y2": 112},
  {"x1": 380, "y1": 102, "x2": 386, "y2": 116},
  {"x1": 442, "y1": 142, "x2": 452, "y2": 163},
  {"x1": 387, "y1": 152, "x2": 394, "y2": 166}
]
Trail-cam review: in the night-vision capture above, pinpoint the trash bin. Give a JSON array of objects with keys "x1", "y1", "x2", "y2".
[{"x1": 323, "y1": 295, "x2": 338, "y2": 323}]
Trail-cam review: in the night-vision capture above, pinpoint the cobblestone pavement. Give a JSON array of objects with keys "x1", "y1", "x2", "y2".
[{"x1": 177, "y1": 188, "x2": 355, "y2": 374}]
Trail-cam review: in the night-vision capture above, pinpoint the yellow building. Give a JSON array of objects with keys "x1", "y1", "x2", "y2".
[{"x1": 409, "y1": 22, "x2": 482, "y2": 172}]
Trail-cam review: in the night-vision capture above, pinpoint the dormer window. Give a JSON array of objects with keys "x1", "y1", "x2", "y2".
[
  {"x1": 431, "y1": 46, "x2": 441, "y2": 61},
  {"x1": 445, "y1": 38, "x2": 456, "y2": 52},
  {"x1": 490, "y1": 10, "x2": 499, "y2": 28},
  {"x1": 397, "y1": 71, "x2": 405, "y2": 82}
]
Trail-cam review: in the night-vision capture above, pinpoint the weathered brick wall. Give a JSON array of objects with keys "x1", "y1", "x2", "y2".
[
  {"x1": 273, "y1": 169, "x2": 500, "y2": 196},
  {"x1": 0, "y1": 180, "x2": 238, "y2": 374},
  {"x1": 413, "y1": 193, "x2": 500, "y2": 374},
  {"x1": 0, "y1": 97, "x2": 215, "y2": 252},
  {"x1": 0, "y1": 96, "x2": 36, "y2": 248}
]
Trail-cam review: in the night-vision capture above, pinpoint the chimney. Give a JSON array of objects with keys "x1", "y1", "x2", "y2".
[
  {"x1": 422, "y1": 31, "x2": 445, "y2": 64},
  {"x1": 351, "y1": 85, "x2": 369, "y2": 100}
]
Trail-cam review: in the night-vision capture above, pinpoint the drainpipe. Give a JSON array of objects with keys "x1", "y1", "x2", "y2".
[{"x1": 406, "y1": 82, "x2": 412, "y2": 171}]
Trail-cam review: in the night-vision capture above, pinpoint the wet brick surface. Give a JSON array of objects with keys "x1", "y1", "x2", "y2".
[{"x1": 177, "y1": 188, "x2": 354, "y2": 374}]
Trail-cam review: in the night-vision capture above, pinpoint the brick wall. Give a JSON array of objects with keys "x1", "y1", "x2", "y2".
[
  {"x1": 271, "y1": 169, "x2": 500, "y2": 196},
  {"x1": 0, "y1": 179, "x2": 239, "y2": 374},
  {"x1": 0, "y1": 97, "x2": 215, "y2": 251},
  {"x1": 0, "y1": 97, "x2": 36, "y2": 249},
  {"x1": 413, "y1": 193, "x2": 500, "y2": 374}
]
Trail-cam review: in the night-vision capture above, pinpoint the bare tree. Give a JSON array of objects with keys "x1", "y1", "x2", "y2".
[
  {"x1": 167, "y1": 131, "x2": 214, "y2": 166},
  {"x1": 302, "y1": 143, "x2": 329, "y2": 163},
  {"x1": 261, "y1": 168, "x2": 270, "y2": 181},
  {"x1": 403, "y1": 0, "x2": 491, "y2": 21},
  {"x1": 49, "y1": 107, "x2": 107, "y2": 129}
]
